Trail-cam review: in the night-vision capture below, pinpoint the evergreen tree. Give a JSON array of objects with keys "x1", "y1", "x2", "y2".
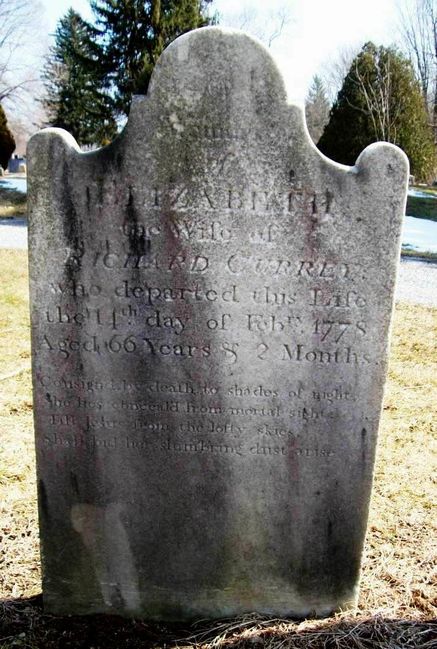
[
  {"x1": 305, "y1": 75, "x2": 330, "y2": 144},
  {"x1": 43, "y1": 9, "x2": 117, "y2": 147},
  {"x1": 0, "y1": 104, "x2": 15, "y2": 169},
  {"x1": 91, "y1": 0, "x2": 215, "y2": 117},
  {"x1": 318, "y1": 42, "x2": 436, "y2": 181}
]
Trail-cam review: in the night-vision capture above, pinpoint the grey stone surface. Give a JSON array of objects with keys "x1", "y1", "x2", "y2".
[{"x1": 28, "y1": 27, "x2": 409, "y2": 621}]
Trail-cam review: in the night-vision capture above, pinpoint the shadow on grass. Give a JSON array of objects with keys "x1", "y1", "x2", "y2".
[{"x1": 0, "y1": 596, "x2": 435, "y2": 649}]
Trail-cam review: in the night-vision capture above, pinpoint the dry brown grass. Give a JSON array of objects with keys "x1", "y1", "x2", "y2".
[
  {"x1": 0, "y1": 249, "x2": 435, "y2": 648},
  {"x1": 0, "y1": 251, "x2": 39, "y2": 607}
]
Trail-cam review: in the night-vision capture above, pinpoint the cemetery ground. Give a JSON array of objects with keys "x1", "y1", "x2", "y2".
[{"x1": 0, "y1": 248, "x2": 435, "y2": 648}]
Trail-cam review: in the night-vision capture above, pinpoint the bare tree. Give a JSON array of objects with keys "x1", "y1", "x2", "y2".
[
  {"x1": 305, "y1": 75, "x2": 330, "y2": 143},
  {"x1": 318, "y1": 42, "x2": 436, "y2": 180},
  {"x1": 351, "y1": 53, "x2": 402, "y2": 142},
  {"x1": 397, "y1": 0, "x2": 437, "y2": 134},
  {"x1": 0, "y1": 0, "x2": 46, "y2": 106},
  {"x1": 6, "y1": 102, "x2": 48, "y2": 155},
  {"x1": 398, "y1": 0, "x2": 434, "y2": 97},
  {"x1": 320, "y1": 45, "x2": 359, "y2": 103},
  {"x1": 265, "y1": 6, "x2": 292, "y2": 48},
  {"x1": 217, "y1": 3, "x2": 293, "y2": 49}
]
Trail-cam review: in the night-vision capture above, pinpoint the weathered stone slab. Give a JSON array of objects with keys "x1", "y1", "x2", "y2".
[{"x1": 28, "y1": 27, "x2": 408, "y2": 620}]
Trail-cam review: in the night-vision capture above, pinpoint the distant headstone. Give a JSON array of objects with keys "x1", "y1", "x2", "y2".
[
  {"x1": 8, "y1": 155, "x2": 26, "y2": 174},
  {"x1": 28, "y1": 28, "x2": 408, "y2": 620}
]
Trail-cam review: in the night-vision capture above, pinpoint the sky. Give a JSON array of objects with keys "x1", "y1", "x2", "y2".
[{"x1": 40, "y1": 0, "x2": 401, "y2": 105}]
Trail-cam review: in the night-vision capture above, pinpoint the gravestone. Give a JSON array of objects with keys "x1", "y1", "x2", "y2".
[{"x1": 28, "y1": 27, "x2": 408, "y2": 620}]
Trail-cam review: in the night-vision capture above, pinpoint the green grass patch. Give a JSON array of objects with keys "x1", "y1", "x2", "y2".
[
  {"x1": 401, "y1": 247, "x2": 437, "y2": 260},
  {"x1": 0, "y1": 185, "x2": 27, "y2": 217},
  {"x1": 406, "y1": 193, "x2": 437, "y2": 221}
]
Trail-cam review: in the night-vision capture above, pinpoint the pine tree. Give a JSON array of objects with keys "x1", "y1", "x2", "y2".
[
  {"x1": 42, "y1": 9, "x2": 117, "y2": 147},
  {"x1": 0, "y1": 104, "x2": 15, "y2": 169},
  {"x1": 305, "y1": 75, "x2": 330, "y2": 144},
  {"x1": 318, "y1": 42, "x2": 436, "y2": 181},
  {"x1": 91, "y1": 0, "x2": 215, "y2": 117}
]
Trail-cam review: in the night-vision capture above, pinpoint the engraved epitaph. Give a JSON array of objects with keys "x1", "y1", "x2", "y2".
[{"x1": 28, "y1": 28, "x2": 409, "y2": 619}]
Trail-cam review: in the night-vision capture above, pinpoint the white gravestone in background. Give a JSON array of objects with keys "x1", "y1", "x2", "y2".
[{"x1": 28, "y1": 28, "x2": 408, "y2": 620}]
